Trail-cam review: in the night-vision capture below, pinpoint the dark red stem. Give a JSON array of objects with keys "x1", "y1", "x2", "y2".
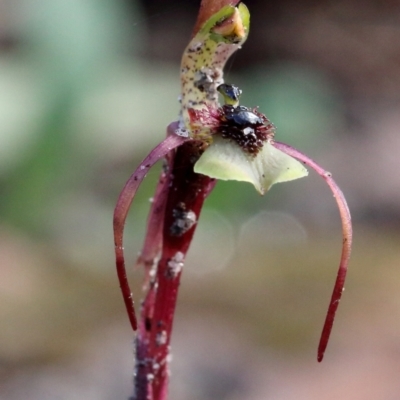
[{"x1": 133, "y1": 140, "x2": 215, "y2": 400}]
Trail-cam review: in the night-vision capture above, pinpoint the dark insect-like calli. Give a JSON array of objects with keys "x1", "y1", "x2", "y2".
[
  {"x1": 215, "y1": 83, "x2": 275, "y2": 155},
  {"x1": 217, "y1": 104, "x2": 274, "y2": 155}
]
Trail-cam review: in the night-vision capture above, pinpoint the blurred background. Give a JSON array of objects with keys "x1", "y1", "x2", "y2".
[{"x1": 1, "y1": 0, "x2": 400, "y2": 399}]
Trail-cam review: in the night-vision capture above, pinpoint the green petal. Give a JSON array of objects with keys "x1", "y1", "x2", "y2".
[{"x1": 194, "y1": 136, "x2": 308, "y2": 194}]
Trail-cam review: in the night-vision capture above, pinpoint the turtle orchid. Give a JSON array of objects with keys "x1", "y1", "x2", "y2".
[{"x1": 113, "y1": 1, "x2": 352, "y2": 399}]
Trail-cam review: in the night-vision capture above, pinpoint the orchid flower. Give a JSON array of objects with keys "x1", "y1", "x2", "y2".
[{"x1": 113, "y1": 2, "x2": 352, "y2": 399}]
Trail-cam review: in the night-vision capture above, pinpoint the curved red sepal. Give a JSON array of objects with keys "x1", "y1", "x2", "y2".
[
  {"x1": 273, "y1": 141, "x2": 352, "y2": 362},
  {"x1": 113, "y1": 127, "x2": 189, "y2": 331}
]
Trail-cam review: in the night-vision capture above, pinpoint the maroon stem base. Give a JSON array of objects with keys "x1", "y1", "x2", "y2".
[{"x1": 133, "y1": 141, "x2": 214, "y2": 400}]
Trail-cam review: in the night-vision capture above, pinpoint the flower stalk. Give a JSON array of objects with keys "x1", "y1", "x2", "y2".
[{"x1": 134, "y1": 137, "x2": 215, "y2": 399}]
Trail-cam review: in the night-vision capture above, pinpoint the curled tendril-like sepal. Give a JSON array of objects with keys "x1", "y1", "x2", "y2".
[
  {"x1": 273, "y1": 141, "x2": 352, "y2": 362},
  {"x1": 113, "y1": 128, "x2": 189, "y2": 331}
]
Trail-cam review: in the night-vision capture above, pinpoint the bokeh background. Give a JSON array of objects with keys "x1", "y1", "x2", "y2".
[{"x1": 1, "y1": 0, "x2": 400, "y2": 399}]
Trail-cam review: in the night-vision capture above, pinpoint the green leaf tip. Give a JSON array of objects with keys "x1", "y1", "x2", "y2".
[{"x1": 194, "y1": 136, "x2": 308, "y2": 194}]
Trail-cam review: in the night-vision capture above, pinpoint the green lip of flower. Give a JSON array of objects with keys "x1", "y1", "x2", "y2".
[{"x1": 194, "y1": 135, "x2": 308, "y2": 194}]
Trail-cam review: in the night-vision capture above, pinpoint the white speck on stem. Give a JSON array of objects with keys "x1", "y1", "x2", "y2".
[
  {"x1": 149, "y1": 262, "x2": 157, "y2": 278},
  {"x1": 166, "y1": 252, "x2": 184, "y2": 278},
  {"x1": 156, "y1": 330, "x2": 168, "y2": 346},
  {"x1": 152, "y1": 362, "x2": 160, "y2": 372}
]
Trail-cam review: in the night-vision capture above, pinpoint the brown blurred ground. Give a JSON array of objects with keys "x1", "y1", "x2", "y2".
[{"x1": 1, "y1": 224, "x2": 400, "y2": 399}]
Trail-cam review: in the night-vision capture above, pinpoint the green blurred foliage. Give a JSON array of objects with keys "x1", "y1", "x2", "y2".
[
  {"x1": 0, "y1": 0, "x2": 178, "y2": 236},
  {"x1": 0, "y1": 0, "x2": 349, "y2": 239},
  {"x1": 241, "y1": 63, "x2": 344, "y2": 150}
]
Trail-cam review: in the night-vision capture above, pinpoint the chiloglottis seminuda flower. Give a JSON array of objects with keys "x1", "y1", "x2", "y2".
[{"x1": 113, "y1": 6, "x2": 352, "y2": 389}]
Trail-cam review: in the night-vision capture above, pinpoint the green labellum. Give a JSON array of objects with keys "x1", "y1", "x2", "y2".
[{"x1": 194, "y1": 136, "x2": 308, "y2": 194}]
